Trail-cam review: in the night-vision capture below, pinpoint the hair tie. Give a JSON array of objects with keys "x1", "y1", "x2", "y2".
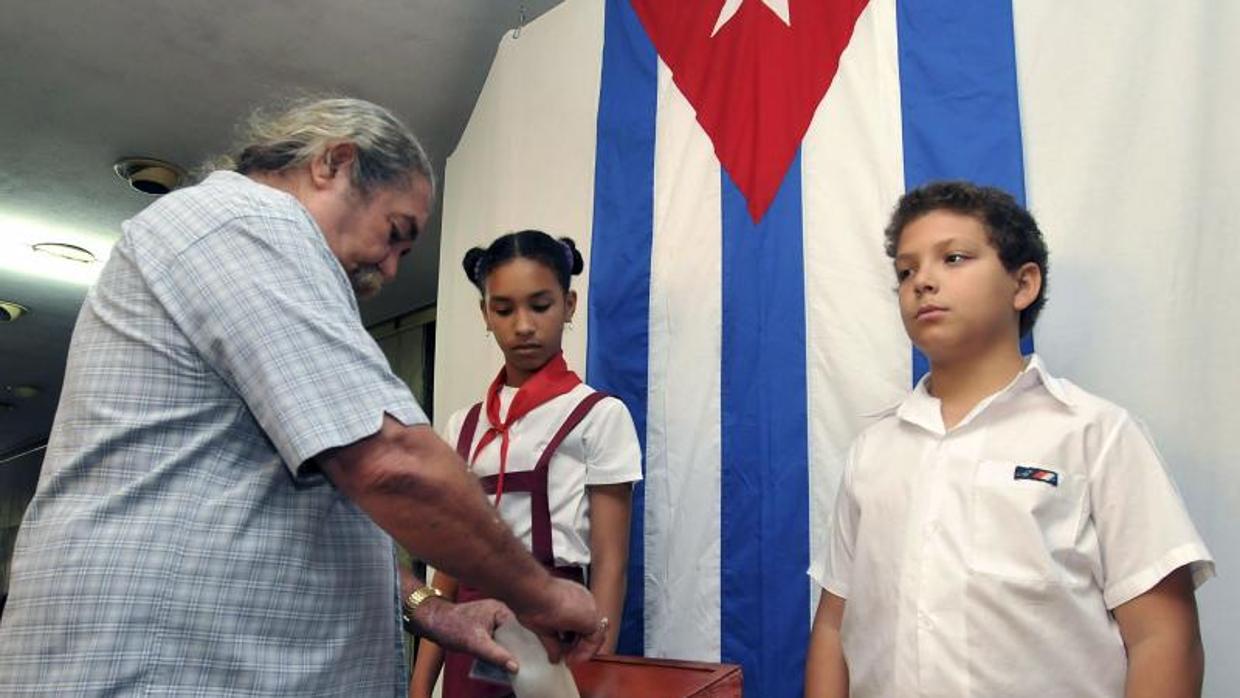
[
  {"x1": 473, "y1": 256, "x2": 485, "y2": 284},
  {"x1": 561, "y1": 241, "x2": 574, "y2": 273}
]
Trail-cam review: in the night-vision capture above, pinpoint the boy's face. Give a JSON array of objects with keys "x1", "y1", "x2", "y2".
[{"x1": 893, "y1": 210, "x2": 1040, "y2": 364}]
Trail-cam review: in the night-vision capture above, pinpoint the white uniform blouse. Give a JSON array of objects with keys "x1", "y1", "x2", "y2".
[
  {"x1": 444, "y1": 382, "x2": 643, "y2": 568},
  {"x1": 816, "y1": 355, "x2": 1213, "y2": 698}
]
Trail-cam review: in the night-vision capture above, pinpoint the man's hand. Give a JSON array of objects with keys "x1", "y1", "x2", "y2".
[
  {"x1": 512, "y1": 577, "x2": 607, "y2": 665},
  {"x1": 410, "y1": 597, "x2": 520, "y2": 673}
]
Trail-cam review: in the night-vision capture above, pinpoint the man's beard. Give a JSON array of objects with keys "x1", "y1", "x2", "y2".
[{"x1": 350, "y1": 265, "x2": 385, "y2": 300}]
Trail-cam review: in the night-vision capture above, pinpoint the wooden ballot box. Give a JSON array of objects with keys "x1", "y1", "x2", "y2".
[{"x1": 571, "y1": 655, "x2": 742, "y2": 697}]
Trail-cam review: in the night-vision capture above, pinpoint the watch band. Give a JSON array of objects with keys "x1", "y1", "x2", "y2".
[{"x1": 401, "y1": 584, "x2": 443, "y2": 634}]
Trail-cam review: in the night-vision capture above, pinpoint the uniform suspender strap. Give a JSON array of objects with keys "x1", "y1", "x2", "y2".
[
  {"x1": 444, "y1": 395, "x2": 606, "y2": 698},
  {"x1": 455, "y1": 403, "x2": 483, "y2": 460},
  {"x1": 532, "y1": 392, "x2": 611, "y2": 472},
  {"x1": 527, "y1": 391, "x2": 610, "y2": 565},
  {"x1": 477, "y1": 470, "x2": 538, "y2": 494}
]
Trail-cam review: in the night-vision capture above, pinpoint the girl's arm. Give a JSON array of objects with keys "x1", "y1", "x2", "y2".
[
  {"x1": 587, "y1": 482, "x2": 633, "y2": 653},
  {"x1": 408, "y1": 570, "x2": 460, "y2": 698}
]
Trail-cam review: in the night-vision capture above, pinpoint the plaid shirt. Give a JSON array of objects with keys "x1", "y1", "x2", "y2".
[{"x1": 0, "y1": 171, "x2": 426, "y2": 696}]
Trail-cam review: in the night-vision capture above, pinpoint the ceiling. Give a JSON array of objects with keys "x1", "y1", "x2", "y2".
[{"x1": 0, "y1": 0, "x2": 563, "y2": 468}]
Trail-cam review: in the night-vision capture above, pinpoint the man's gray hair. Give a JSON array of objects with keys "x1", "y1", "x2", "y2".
[{"x1": 221, "y1": 97, "x2": 435, "y2": 197}]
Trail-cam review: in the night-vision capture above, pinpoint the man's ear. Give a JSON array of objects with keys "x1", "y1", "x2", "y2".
[
  {"x1": 310, "y1": 142, "x2": 358, "y2": 189},
  {"x1": 1012, "y1": 262, "x2": 1042, "y2": 312}
]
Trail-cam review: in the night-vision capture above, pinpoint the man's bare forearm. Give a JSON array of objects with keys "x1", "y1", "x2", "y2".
[{"x1": 320, "y1": 417, "x2": 552, "y2": 614}]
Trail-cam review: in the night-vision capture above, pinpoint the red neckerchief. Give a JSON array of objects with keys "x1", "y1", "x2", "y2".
[{"x1": 471, "y1": 352, "x2": 582, "y2": 505}]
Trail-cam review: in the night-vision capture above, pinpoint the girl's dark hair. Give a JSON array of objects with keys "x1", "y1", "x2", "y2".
[{"x1": 462, "y1": 230, "x2": 584, "y2": 294}]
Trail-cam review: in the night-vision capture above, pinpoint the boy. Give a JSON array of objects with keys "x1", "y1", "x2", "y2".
[{"x1": 805, "y1": 181, "x2": 1214, "y2": 698}]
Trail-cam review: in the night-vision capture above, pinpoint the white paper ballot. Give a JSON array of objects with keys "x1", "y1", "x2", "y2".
[{"x1": 493, "y1": 620, "x2": 581, "y2": 698}]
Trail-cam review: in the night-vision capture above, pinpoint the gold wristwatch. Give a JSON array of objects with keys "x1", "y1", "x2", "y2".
[{"x1": 401, "y1": 585, "x2": 443, "y2": 635}]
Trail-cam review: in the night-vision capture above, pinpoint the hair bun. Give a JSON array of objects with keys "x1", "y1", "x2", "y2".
[
  {"x1": 559, "y1": 237, "x2": 584, "y2": 275},
  {"x1": 462, "y1": 247, "x2": 486, "y2": 285}
]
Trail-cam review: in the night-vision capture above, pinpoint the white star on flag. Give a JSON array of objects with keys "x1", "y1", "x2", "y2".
[{"x1": 711, "y1": 0, "x2": 791, "y2": 37}]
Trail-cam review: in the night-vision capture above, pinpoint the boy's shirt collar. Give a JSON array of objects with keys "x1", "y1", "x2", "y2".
[{"x1": 893, "y1": 353, "x2": 1075, "y2": 435}]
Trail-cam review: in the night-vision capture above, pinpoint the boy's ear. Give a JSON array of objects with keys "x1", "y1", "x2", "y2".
[{"x1": 1012, "y1": 262, "x2": 1042, "y2": 312}]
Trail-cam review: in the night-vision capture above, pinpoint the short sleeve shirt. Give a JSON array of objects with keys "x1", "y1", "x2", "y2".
[
  {"x1": 444, "y1": 383, "x2": 643, "y2": 567},
  {"x1": 0, "y1": 171, "x2": 427, "y2": 696},
  {"x1": 817, "y1": 355, "x2": 1214, "y2": 698}
]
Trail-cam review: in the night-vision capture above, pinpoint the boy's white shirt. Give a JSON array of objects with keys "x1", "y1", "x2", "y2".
[
  {"x1": 816, "y1": 354, "x2": 1214, "y2": 698},
  {"x1": 443, "y1": 382, "x2": 643, "y2": 567}
]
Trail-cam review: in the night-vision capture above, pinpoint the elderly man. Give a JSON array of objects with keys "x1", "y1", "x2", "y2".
[{"x1": 0, "y1": 98, "x2": 602, "y2": 695}]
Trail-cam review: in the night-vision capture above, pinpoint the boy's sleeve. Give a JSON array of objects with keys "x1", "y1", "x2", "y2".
[
  {"x1": 813, "y1": 441, "x2": 862, "y2": 599},
  {"x1": 1090, "y1": 413, "x2": 1215, "y2": 609}
]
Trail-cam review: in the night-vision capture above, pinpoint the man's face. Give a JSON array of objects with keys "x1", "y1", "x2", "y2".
[
  {"x1": 893, "y1": 210, "x2": 1030, "y2": 363},
  {"x1": 321, "y1": 173, "x2": 432, "y2": 300}
]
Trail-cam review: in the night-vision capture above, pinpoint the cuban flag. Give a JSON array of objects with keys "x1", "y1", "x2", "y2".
[{"x1": 434, "y1": 1, "x2": 1240, "y2": 695}]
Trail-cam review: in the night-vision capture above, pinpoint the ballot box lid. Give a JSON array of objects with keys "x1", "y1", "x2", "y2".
[{"x1": 572, "y1": 654, "x2": 743, "y2": 697}]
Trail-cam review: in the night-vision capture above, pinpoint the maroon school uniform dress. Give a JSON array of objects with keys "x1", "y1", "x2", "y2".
[{"x1": 441, "y1": 355, "x2": 606, "y2": 698}]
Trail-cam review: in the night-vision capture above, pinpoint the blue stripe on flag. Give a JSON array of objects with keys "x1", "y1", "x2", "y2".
[
  {"x1": 897, "y1": 0, "x2": 1032, "y2": 384},
  {"x1": 720, "y1": 151, "x2": 810, "y2": 697},
  {"x1": 587, "y1": 0, "x2": 657, "y2": 656}
]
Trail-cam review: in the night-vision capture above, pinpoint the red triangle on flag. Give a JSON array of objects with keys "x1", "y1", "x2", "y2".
[{"x1": 630, "y1": 0, "x2": 870, "y2": 223}]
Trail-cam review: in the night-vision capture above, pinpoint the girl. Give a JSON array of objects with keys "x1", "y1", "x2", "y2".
[{"x1": 410, "y1": 230, "x2": 642, "y2": 698}]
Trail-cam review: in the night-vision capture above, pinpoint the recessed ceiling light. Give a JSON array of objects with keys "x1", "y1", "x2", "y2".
[
  {"x1": 113, "y1": 157, "x2": 188, "y2": 196},
  {"x1": 32, "y1": 242, "x2": 97, "y2": 264},
  {"x1": 0, "y1": 300, "x2": 29, "y2": 322}
]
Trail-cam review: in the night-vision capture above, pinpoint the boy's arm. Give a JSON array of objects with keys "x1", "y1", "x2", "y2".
[
  {"x1": 1113, "y1": 565, "x2": 1203, "y2": 698},
  {"x1": 805, "y1": 436, "x2": 865, "y2": 698},
  {"x1": 804, "y1": 590, "x2": 849, "y2": 698}
]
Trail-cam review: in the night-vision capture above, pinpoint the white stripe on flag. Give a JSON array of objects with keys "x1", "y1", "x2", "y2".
[
  {"x1": 801, "y1": 0, "x2": 910, "y2": 592},
  {"x1": 643, "y1": 57, "x2": 724, "y2": 661}
]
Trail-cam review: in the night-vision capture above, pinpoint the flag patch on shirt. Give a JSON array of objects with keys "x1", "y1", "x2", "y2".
[{"x1": 1014, "y1": 465, "x2": 1059, "y2": 487}]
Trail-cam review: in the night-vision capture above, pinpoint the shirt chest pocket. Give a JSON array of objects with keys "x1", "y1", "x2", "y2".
[{"x1": 968, "y1": 459, "x2": 1081, "y2": 584}]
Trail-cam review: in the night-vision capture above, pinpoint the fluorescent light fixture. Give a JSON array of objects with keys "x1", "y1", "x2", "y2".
[
  {"x1": 0, "y1": 212, "x2": 113, "y2": 286},
  {"x1": 32, "y1": 242, "x2": 98, "y2": 264}
]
